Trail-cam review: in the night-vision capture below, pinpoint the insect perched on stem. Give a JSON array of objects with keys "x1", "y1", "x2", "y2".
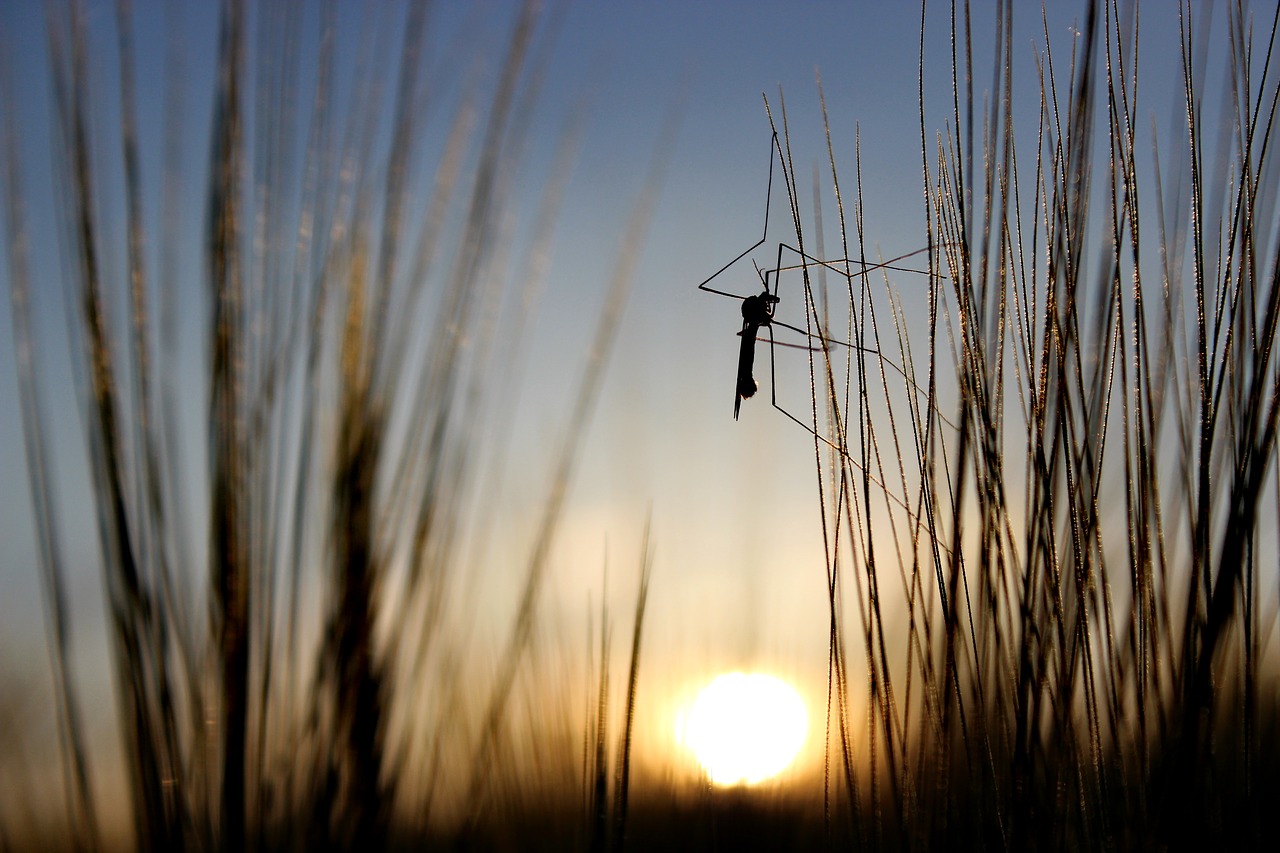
[
  {"x1": 696, "y1": 131, "x2": 836, "y2": 424},
  {"x1": 696, "y1": 131, "x2": 789, "y2": 421},
  {"x1": 695, "y1": 128, "x2": 948, "y2": 440}
]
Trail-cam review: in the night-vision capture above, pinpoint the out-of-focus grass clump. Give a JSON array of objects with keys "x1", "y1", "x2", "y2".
[{"x1": 2, "y1": 0, "x2": 663, "y2": 849}]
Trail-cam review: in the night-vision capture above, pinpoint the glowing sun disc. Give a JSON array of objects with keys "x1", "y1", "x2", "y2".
[{"x1": 679, "y1": 672, "x2": 808, "y2": 786}]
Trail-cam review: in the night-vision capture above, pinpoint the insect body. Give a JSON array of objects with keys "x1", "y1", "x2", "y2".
[
  {"x1": 697, "y1": 129, "x2": 940, "y2": 432},
  {"x1": 695, "y1": 131, "x2": 784, "y2": 420},
  {"x1": 735, "y1": 288, "x2": 779, "y2": 419}
]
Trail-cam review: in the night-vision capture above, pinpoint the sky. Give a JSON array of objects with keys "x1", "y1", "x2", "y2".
[{"x1": 0, "y1": 0, "x2": 1252, "y2": 823}]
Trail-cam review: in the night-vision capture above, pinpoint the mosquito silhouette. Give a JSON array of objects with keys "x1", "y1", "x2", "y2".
[
  {"x1": 696, "y1": 131, "x2": 790, "y2": 420},
  {"x1": 694, "y1": 124, "x2": 959, "y2": 545},
  {"x1": 696, "y1": 132, "x2": 842, "y2": 422},
  {"x1": 695, "y1": 130, "x2": 949, "y2": 432}
]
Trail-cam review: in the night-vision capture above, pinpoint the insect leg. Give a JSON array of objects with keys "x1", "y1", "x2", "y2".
[
  {"x1": 767, "y1": 242, "x2": 958, "y2": 431},
  {"x1": 696, "y1": 131, "x2": 782, "y2": 300}
]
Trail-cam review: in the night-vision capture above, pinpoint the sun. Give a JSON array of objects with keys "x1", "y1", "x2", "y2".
[{"x1": 677, "y1": 672, "x2": 808, "y2": 786}]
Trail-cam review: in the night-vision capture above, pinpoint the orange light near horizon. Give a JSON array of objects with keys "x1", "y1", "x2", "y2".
[{"x1": 676, "y1": 672, "x2": 808, "y2": 786}]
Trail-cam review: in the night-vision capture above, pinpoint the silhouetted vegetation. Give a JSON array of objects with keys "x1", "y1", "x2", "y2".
[
  {"x1": 769, "y1": 0, "x2": 1280, "y2": 848},
  {"x1": 2, "y1": 0, "x2": 661, "y2": 848}
]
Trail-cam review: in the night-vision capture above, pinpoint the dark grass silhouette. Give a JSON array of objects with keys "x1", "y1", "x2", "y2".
[{"x1": 762, "y1": 0, "x2": 1280, "y2": 848}]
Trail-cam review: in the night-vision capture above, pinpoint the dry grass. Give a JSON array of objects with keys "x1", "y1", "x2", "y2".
[
  {"x1": 2, "y1": 0, "x2": 661, "y2": 849},
  {"x1": 762, "y1": 0, "x2": 1280, "y2": 848}
]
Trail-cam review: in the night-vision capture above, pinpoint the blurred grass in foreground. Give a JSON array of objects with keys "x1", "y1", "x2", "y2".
[{"x1": 2, "y1": 0, "x2": 665, "y2": 848}]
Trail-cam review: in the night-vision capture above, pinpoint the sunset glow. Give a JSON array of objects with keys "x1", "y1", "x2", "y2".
[{"x1": 678, "y1": 672, "x2": 808, "y2": 786}]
